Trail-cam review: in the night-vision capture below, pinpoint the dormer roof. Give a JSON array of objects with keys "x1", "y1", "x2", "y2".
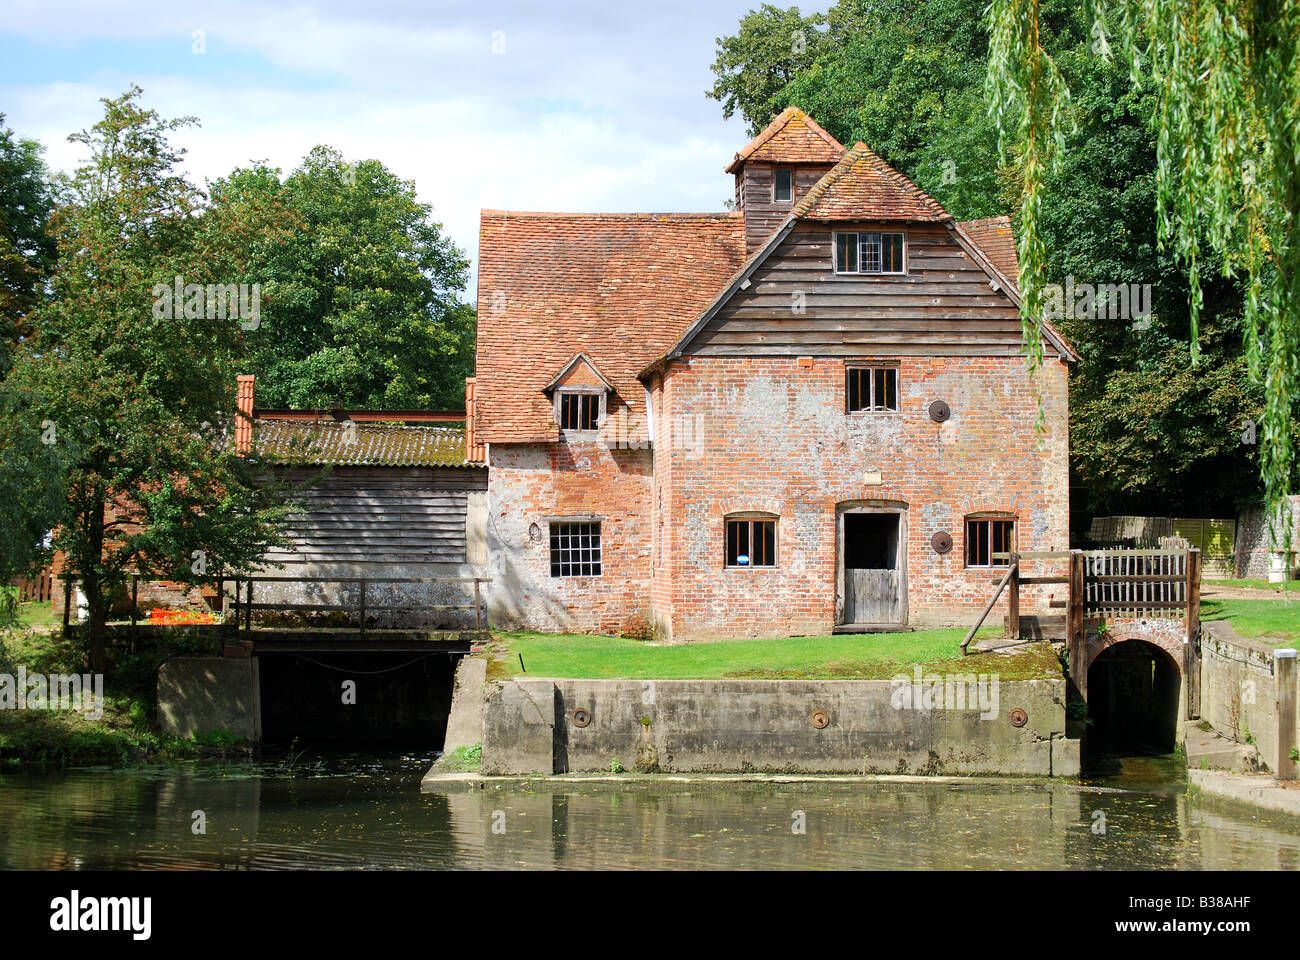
[
  {"x1": 543, "y1": 351, "x2": 615, "y2": 394},
  {"x1": 792, "y1": 142, "x2": 950, "y2": 222},
  {"x1": 724, "y1": 106, "x2": 845, "y2": 173}
]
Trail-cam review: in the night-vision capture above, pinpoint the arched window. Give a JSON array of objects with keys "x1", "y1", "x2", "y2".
[
  {"x1": 725, "y1": 512, "x2": 778, "y2": 569},
  {"x1": 965, "y1": 513, "x2": 1016, "y2": 568}
]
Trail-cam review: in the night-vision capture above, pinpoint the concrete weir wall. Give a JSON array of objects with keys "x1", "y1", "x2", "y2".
[
  {"x1": 481, "y1": 677, "x2": 1079, "y2": 777},
  {"x1": 157, "y1": 657, "x2": 261, "y2": 742},
  {"x1": 1200, "y1": 622, "x2": 1300, "y2": 771}
]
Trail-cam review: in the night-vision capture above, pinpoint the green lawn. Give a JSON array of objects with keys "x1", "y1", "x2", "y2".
[
  {"x1": 1201, "y1": 597, "x2": 1300, "y2": 646},
  {"x1": 15, "y1": 602, "x2": 56, "y2": 630},
  {"x1": 493, "y1": 627, "x2": 1061, "y2": 682},
  {"x1": 1205, "y1": 578, "x2": 1299, "y2": 593}
]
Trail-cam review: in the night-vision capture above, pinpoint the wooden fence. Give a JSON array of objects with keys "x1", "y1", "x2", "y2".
[
  {"x1": 10, "y1": 568, "x2": 53, "y2": 603},
  {"x1": 1082, "y1": 549, "x2": 1189, "y2": 617},
  {"x1": 963, "y1": 548, "x2": 1202, "y2": 652}
]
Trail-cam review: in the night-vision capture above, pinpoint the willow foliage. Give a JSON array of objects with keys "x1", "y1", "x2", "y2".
[{"x1": 988, "y1": 0, "x2": 1300, "y2": 543}]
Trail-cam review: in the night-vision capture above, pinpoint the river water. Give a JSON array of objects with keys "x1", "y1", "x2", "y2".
[{"x1": 1, "y1": 751, "x2": 1297, "y2": 870}]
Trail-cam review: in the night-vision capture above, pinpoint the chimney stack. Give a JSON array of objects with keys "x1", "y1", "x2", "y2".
[{"x1": 235, "y1": 374, "x2": 255, "y2": 455}]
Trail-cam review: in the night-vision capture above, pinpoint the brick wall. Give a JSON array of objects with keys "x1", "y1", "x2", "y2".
[
  {"x1": 486, "y1": 439, "x2": 653, "y2": 636},
  {"x1": 651, "y1": 355, "x2": 1071, "y2": 639}
]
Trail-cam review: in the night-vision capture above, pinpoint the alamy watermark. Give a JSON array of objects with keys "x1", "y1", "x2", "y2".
[
  {"x1": 1040, "y1": 275, "x2": 1152, "y2": 326},
  {"x1": 152, "y1": 275, "x2": 261, "y2": 330},
  {"x1": 890, "y1": 665, "x2": 1000, "y2": 720},
  {"x1": 0, "y1": 668, "x2": 104, "y2": 721}
]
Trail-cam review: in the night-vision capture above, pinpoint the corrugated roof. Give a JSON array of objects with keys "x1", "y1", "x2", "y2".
[
  {"x1": 474, "y1": 210, "x2": 747, "y2": 443},
  {"x1": 253, "y1": 419, "x2": 484, "y2": 468},
  {"x1": 792, "y1": 142, "x2": 950, "y2": 222},
  {"x1": 725, "y1": 107, "x2": 845, "y2": 173}
]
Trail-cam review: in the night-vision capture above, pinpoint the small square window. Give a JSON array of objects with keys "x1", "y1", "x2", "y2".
[
  {"x1": 846, "y1": 366, "x2": 899, "y2": 412},
  {"x1": 726, "y1": 517, "x2": 776, "y2": 568},
  {"x1": 774, "y1": 169, "x2": 794, "y2": 202},
  {"x1": 966, "y1": 518, "x2": 1015, "y2": 567},
  {"x1": 550, "y1": 521, "x2": 602, "y2": 577},
  {"x1": 558, "y1": 392, "x2": 601, "y2": 431}
]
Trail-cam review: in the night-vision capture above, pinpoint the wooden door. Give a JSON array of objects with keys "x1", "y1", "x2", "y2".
[
  {"x1": 841, "y1": 511, "x2": 904, "y2": 624},
  {"x1": 845, "y1": 568, "x2": 900, "y2": 623}
]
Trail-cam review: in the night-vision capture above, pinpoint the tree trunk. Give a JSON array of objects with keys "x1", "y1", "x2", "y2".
[
  {"x1": 83, "y1": 493, "x2": 108, "y2": 673},
  {"x1": 86, "y1": 596, "x2": 108, "y2": 674}
]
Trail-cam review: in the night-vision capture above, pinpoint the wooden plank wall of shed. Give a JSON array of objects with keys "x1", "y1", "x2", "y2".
[
  {"x1": 268, "y1": 467, "x2": 487, "y2": 564},
  {"x1": 699, "y1": 222, "x2": 1052, "y2": 358},
  {"x1": 740, "y1": 163, "x2": 834, "y2": 254}
]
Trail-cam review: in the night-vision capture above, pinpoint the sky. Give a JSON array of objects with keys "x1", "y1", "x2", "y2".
[{"x1": 0, "y1": 0, "x2": 834, "y2": 296}]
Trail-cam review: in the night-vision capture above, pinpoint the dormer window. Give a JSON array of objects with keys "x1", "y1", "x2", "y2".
[
  {"x1": 544, "y1": 352, "x2": 613, "y2": 437},
  {"x1": 835, "y1": 231, "x2": 906, "y2": 274},
  {"x1": 558, "y1": 390, "x2": 603, "y2": 431},
  {"x1": 773, "y1": 168, "x2": 794, "y2": 202}
]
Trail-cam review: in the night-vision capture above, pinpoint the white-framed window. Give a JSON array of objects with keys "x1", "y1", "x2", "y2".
[
  {"x1": 773, "y1": 168, "x2": 794, "y2": 203},
  {"x1": 550, "y1": 521, "x2": 602, "y2": 577},
  {"x1": 846, "y1": 365, "x2": 899, "y2": 413},
  {"x1": 554, "y1": 388, "x2": 605, "y2": 432},
  {"x1": 834, "y1": 231, "x2": 906, "y2": 274}
]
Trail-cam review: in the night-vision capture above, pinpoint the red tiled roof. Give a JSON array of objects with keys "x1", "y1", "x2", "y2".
[
  {"x1": 725, "y1": 107, "x2": 844, "y2": 173},
  {"x1": 792, "y1": 142, "x2": 950, "y2": 222},
  {"x1": 475, "y1": 211, "x2": 747, "y2": 442},
  {"x1": 958, "y1": 216, "x2": 1019, "y2": 287}
]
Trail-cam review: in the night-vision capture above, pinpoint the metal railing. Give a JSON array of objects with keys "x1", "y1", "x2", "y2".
[{"x1": 229, "y1": 575, "x2": 491, "y2": 634}]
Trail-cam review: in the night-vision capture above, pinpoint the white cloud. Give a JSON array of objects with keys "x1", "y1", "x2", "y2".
[{"x1": 0, "y1": 1, "x2": 825, "y2": 291}]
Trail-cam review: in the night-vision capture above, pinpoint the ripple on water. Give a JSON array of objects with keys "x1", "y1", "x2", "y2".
[{"x1": 1, "y1": 754, "x2": 1298, "y2": 870}]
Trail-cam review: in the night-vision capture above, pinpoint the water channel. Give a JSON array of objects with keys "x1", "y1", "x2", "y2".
[{"x1": 2, "y1": 750, "x2": 1297, "y2": 870}]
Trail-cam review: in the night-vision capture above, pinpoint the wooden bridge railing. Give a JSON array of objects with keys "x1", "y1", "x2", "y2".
[
  {"x1": 962, "y1": 548, "x2": 1202, "y2": 653},
  {"x1": 229, "y1": 575, "x2": 491, "y2": 635}
]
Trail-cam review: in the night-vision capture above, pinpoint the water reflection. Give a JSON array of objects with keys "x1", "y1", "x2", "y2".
[{"x1": 1, "y1": 754, "x2": 1297, "y2": 870}]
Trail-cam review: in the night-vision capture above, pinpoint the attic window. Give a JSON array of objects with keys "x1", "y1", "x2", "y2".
[
  {"x1": 558, "y1": 391, "x2": 603, "y2": 431},
  {"x1": 773, "y1": 169, "x2": 794, "y2": 203},
  {"x1": 835, "y1": 232, "x2": 905, "y2": 274}
]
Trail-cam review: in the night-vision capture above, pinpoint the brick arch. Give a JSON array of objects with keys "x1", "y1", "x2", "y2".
[
  {"x1": 715, "y1": 497, "x2": 786, "y2": 519},
  {"x1": 1084, "y1": 628, "x2": 1186, "y2": 676}
]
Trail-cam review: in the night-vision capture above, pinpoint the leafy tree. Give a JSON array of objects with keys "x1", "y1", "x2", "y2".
[
  {"x1": 216, "y1": 147, "x2": 473, "y2": 410},
  {"x1": 987, "y1": 0, "x2": 1300, "y2": 538},
  {"x1": 708, "y1": 4, "x2": 830, "y2": 133},
  {"x1": 6, "y1": 87, "x2": 296, "y2": 669},
  {"x1": 0, "y1": 114, "x2": 57, "y2": 374}
]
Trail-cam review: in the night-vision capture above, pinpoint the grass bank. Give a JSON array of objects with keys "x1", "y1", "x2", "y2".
[
  {"x1": 1201, "y1": 597, "x2": 1300, "y2": 646},
  {"x1": 491, "y1": 627, "x2": 1062, "y2": 682},
  {"x1": 0, "y1": 621, "x2": 233, "y2": 766}
]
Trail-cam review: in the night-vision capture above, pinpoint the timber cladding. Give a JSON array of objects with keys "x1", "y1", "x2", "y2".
[
  {"x1": 269, "y1": 466, "x2": 486, "y2": 565},
  {"x1": 740, "y1": 162, "x2": 835, "y2": 254},
  {"x1": 699, "y1": 222, "x2": 1040, "y2": 358}
]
